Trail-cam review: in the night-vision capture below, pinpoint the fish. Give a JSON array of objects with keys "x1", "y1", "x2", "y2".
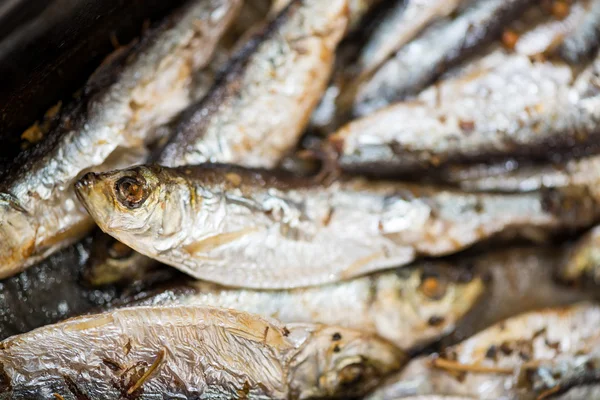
[
  {"x1": 556, "y1": 225, "x2": 600, "y2": 290},
  {"x1": 271, "y1": 0, "x2": 381, "y2": 31},
  {"x1": 557, "y1": 0, "x2": 600, "y2": 64},
  {"x1": 350, "y1": 0, "x2": 534, "y2": 117},
  {"x1": 158, "y1": 0, "x2": 349, "y2": 169},
  {"x1": 330, "y1": 50, "x2": 600, "y2": 177},
  {"x1": 0, "y1": 306, "x2": 404, "y2": 399},
  {"x1": 0, "y1": 238, "x2": 176, "y2": 341},
  {"x1": 366, "y1": 302, "x2": 600, "y2": 400},
  {"x1": 439, "y1": 155, "x2": 600, "y2": 193},
  {"x1": 82, "y1": 230, "x2": 161, "y2": 287},
  {"x1": 74, "y1": 164, "x2": 599, "y2": 289},
  {"x1": 0, "y1": 0, "x2": 241, "y2": 279},
  {"x1": 354, "y1": 0, "x2": 469, "y2": 81},
  {"x1": 441, "y1": 246, "x2": 592, "y2": 346},
  {"x1": 512, "y1": 0, "x2": 592, "y2": 57},
  {"x1": 111, "y1": 262, "x2": 485, "y2": 351},
  {"x1": 310, "y1": 0, "x2": 469, "y2": 133}
]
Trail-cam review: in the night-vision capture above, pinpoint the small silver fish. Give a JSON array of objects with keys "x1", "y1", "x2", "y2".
[
  {"x1": 513, "y1": 0, "x2": 591, "y2": 57},
  {"x1": 75, "y1": 164, "x2": 597, "y2": 289},
  {"x1": 115, "y1": 262, "x2": 485, "y2": 350},
  {"x1": 0, "y1": 0, "x2": 241, "y2": 278},
  {"x1": 331, "y1": 50, "x2": 600, "y2": 176},
  {"x1": 0, "y1": 306, "x2": 404, "y2": 399},
  {"x1": 351, "y1": 0, "x2": 535, "y2": 116},
  {"x1": 158, "y1": 0, "x2": 349, "y2": 169},
  {"x1": 354, "y1": 0, "x2": 469, "y2": 79},
  {"x1": 367, "y1": 302, "x2": 600, "y2": 399},
  {"x1": 440, "y1": 155, "x2": 600, "y2": 193}
]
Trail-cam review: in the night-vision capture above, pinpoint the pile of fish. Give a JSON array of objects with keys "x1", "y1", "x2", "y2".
[{"x1": 2, "y1": 0, "x2": 600, "y2": 398}]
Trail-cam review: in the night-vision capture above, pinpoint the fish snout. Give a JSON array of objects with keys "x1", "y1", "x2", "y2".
[{"x1": 76, "y1": 172, "x2": 99, "y2": 191}]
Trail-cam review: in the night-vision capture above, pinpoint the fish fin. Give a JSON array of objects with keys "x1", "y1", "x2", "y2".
[{"x1": 183, "y1": 228, "x2": 257, "y2": 255}]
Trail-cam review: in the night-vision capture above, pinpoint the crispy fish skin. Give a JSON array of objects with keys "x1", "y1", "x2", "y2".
[
  {"x1": 115, "y1": 263, "x2": 485, "y2": 350},
  {"x1": 351, "y1": 0, "x2": 534, "y2": 116},
  {"x1": 0, "y1": 0, "x2": 241, "y2": 279},
  {"x1": 74, "y1": 164, "x2": 596, "y2": 289},
  {"x1": 331, "y1": 51, "x2": 600, "y2": 176},
  {"x1": 0, "y1": 306, "x2": 404, "y2": 399},
  {"x1": 158, "y1": 0, "x2": 349, "y2": 169},
  {"x1": 367, "y1": 303, "x2": 600, "y2": 400}
]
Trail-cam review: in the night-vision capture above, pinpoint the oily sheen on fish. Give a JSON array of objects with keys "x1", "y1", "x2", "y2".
[
  {"x1": 0, "y1": 306, "x2": 403, "y2": 399},
  {"x1": 331, "y1": 50, "x2": 600, "y2": 176},
  {"x1": 75, "y1": 164, "x2": 599, "y2": 289},
  {"x1": 158, "y1": 0, "x2": 349, "y2": 168},
  {"x1": 113, "y1": 262, "x2": 485, "y2": 350},
  {"x1": 0, "y1": 0, "x2": 241, "y2": 278}
]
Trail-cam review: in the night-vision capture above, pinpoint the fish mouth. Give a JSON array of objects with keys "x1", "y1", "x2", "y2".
[{"x1": 74, "y1": 172, "x2": 99, "y2": 209}]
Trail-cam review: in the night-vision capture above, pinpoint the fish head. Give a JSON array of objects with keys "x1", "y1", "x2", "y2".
[
  {"x1": 74, "y1": 165, "x2": 172, "y2": 248},
  {"x1": 558, "y1": 226, "x2": 600, "y2": 289},
  {"x1": 286, "y1": 325, "x2": 405, "y2": 398},
  {"x1": 376, "y1": 263, "x2": 486, "y2": 350}
]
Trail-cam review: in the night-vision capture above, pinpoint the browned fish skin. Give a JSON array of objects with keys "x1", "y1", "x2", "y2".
[
  {"x1": 0, "y1": 0, "x2": 241, "y2": 279},
  {"x1": 158, "y1": 0, "x2": 349, "y2": 168},
  {"x1": 351, "y1": 0, "x2": 535, "y2": 117},
  {"x1": 331, "y1": 50, "x2": 600, "y2": 177},
  {"x1": 75, "y1": 164, "x2": 600, "y2": 289}
]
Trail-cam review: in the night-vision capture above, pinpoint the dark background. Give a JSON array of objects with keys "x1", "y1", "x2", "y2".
[{"x1": 0, "y1": 0, "x2": 186, "y2": 164}]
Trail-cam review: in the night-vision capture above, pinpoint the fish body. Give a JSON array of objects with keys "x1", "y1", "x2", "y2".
[
  {"x1": 158, "y1": 0, "x2": 349, "y2": 168},
  {"x1": 75, "y1": 164, "x2": 596, "y2": 289},
  {"x1": 332, "y1": 50, "x2": 600, "y2": 176},
  {"x1": 354, "y1": 0, "x2": 468, "y2": 79},
  {"x1": 440, "y1": 155, "x2": 600, "y2": 193},
  {"x1": 367, "y1": 303, "x2": 600, "y2": 399},
  {"x1": 0, "y1": 0, "x2": 241, "y2": 278},
  {"x1": 352, "y1": 0, "x2": 534, "y2": 116},
  {"x1": 0, "y1": 306, "x2": 403, "y2": 399},
  {"x1": 557, "y1": 0, "x2": 600, "y2": 64},
  {"x1": 443, "y1": 247, "x2": 592, "y2": 345},
  {"x1": 513, "y1": 0, "x2": 592, "y2": 57},
  {"x1": 115, "y1": 263, "x2": 485, "y2": 350}
]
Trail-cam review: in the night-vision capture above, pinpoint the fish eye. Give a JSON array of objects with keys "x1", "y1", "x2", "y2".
[
  {"x1": 115, "y1": 176, "x2": 148, "y2": 209},
  {"x1": 338, "y1": 363, "x2": 366, "y2": 387},
  {"x1": 108, "y1": 240, "x2": 134, "y2": 260},
  {"x1": 419, "y1": 274, "x2": 447, "y2": 300}
]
